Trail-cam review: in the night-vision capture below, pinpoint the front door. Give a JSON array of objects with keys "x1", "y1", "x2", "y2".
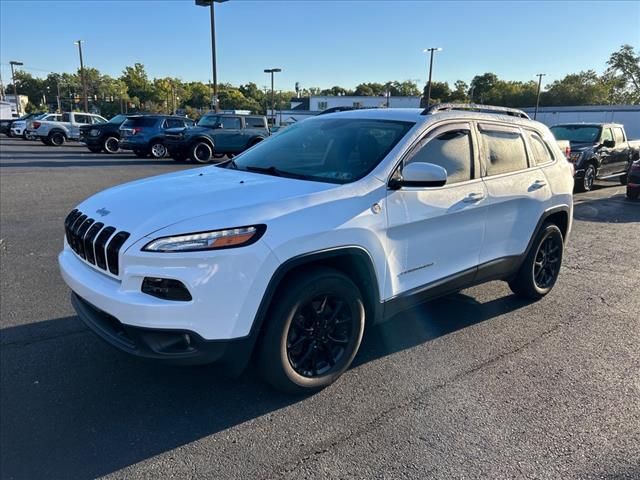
[
  {"x1": 213, "y1": 116, "x2": 243, "y2": 152},
  {"x1": 385, "y1": 122, "x2": 487, "y2": 298}
]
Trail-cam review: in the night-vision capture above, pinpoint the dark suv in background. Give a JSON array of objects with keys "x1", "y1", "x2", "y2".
[
  {"x1": 79, "y1": 114, "x2": 128, "y2": 153},
  {"x1": 165, "y1": 113, "x2": 269, "y2": 163},
  {"x1": 119, "y1": 115, "x2": 195, "y2": 158}
]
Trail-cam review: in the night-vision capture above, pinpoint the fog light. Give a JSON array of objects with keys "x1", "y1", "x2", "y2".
[{"x1": 142, "y1": 277, "x2": 192, "y2": 301}]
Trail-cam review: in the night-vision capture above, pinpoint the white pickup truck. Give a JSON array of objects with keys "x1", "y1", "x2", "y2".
[{"x1": 32, "y1": 112, "x2": 107, "y2": 146}]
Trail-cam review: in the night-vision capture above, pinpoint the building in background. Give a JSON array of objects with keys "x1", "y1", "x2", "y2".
[
  {"x1": 3, "y1": 94, "x2": 29, "y2": 116},
  {"x1": 523, "y1": 105, "x2": 640, "y2": 138}
]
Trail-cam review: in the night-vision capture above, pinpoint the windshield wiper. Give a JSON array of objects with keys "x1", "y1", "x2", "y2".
[{"x1": 244, "y1": 165, "x2": 313, "y2": 181}]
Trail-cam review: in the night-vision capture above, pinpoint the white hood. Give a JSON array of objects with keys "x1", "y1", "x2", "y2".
[{"x1": 76, "y1": 166, "x2": 336, "y2": 240}]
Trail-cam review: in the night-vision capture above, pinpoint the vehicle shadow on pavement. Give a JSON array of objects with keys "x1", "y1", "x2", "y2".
[
  {"x1": 0, "y1": 292, "x2": 530, "y2": 479},
  {"x1": 573, "y1": 194, "x2": 640, "y2": 223}
]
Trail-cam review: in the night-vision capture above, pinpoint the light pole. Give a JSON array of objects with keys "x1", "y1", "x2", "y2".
[
  {"x1": 9, "y1": 61, "x2": 23, "y2": 116},
  {"x1": 534, "y1": 73, "x2": 546, "y2": 120},
  {"x1": 423, "y1": 47, "x2": 442, "y2": 107},
  {"x1": 264, "y1": 68, "x2": 282, "y2": 126},
  {"x1": 196, "y1": 0, "x2": 228, "y2": 112},
  {"x1": 74, "y1": 41, "x2": 89, "y2": 112}
]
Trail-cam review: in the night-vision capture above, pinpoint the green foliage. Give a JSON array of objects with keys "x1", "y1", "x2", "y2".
[{"x1": 542, "y1": 70, "x2": 610, "y2": 106}]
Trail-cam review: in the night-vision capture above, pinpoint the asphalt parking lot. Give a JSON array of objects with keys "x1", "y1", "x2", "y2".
[{"x1": 0, "y1": 137, "x2": 638, "y2": 479}]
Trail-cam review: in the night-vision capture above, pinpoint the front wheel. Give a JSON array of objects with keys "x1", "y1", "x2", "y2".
[
  {"x1": 257, "y1": 268, "x2": 365, "y2": 394},
  {"x1": 509, "y1": 223, "x2": 564, "y2": 300},
  {"x1": 576, "y1": 164, "x2": 596, "y2": 192},
  {"x1": 190, "y1": 141, "x2": 213, "y2": 164},
  {"x1": 103, "y1": 136, "x2": 120, "y2": 154}
]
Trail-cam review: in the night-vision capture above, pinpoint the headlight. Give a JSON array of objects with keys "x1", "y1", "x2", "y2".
[
  {"x1": 89, "y1": 129, "x2": 100, "y2": 136},
  {"x1": 142, "y1": 225, "x2": 265, "y2": 252}
]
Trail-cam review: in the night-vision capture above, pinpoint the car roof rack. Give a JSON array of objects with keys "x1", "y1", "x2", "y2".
[{"x1": 422, "y1": 103, "x2": 530, "y2": 119}]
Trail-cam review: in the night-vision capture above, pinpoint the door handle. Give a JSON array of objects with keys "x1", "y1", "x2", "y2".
[
  {"x1": 530, "y1": 179, "x2": 547, "y2": 189},
  {"x1": 463, "y1": 192, "x2": 485, "y2": 203}
]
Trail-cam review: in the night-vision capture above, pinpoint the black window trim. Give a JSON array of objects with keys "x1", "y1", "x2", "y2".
[{"x1": 388, "y1": 120, "x2": 480, "y2": 189}]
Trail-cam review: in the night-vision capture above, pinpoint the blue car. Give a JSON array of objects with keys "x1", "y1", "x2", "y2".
[{"x1": 119, "y1": 115, "x2": 195, "y2": 158}]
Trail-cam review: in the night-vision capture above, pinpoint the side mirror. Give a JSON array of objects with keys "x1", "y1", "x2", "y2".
[
  {"x1": 602, "y1": 139, "x2": 615, "y2": 148},
  {"x1": 389, "y1": 162, "x2": 447, "y2": 189}
]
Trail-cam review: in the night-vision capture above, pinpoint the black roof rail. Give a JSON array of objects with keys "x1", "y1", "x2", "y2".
[{"x1": 422, "y1": 103, "x2": 530, "y2": 119}]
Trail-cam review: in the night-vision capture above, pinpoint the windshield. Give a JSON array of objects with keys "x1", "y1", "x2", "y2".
[
  {"x1": 231, "y1": 118, "x2": 414, "y2": 184},
  {"x1": 198, "y1": 115, "x2": 220, "y2": 128},
  {"x1": 108, "y1": 114, "x2": 127, "y2": 124},
  {"x1": 551, "y1": 125, "x2": 601, "y2": 143}
]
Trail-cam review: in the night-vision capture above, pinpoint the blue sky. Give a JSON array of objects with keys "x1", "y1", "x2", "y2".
[{"x1": 1, "y1": 0, "x2": 639, "y2": 92}]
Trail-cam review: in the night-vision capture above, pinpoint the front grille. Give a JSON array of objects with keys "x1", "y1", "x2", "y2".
[{"x1": 64, "y1": 209, "x2": 130, "y2": 276}]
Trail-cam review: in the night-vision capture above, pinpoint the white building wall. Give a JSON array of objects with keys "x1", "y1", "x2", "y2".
[{"x1": 309, "y1": 96, "x2": 421, "y2": 111}]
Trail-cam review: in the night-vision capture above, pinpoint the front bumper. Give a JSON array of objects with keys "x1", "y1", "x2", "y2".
[
  {"x1": 10, "y1": 127, "x2": 24, "y2": 136},
  {"x1": 71, "y1": 292, "x2": 252, "y2": 366}
]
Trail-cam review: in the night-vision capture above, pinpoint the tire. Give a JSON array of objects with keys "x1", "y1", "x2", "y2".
[
  {"x1": 190, "y1": 140, "x2": 213, "y2": 164},
  {"x1": 87, "y1": 146, "x2": 102, "y2": 153},
  {"x1": 149, "y1": 142, "x2": 167, "y2": 159},
  {"x1": 103, "y1": 136, "x2": 120, "y2": 154},
  {"x1": 257, "y1": 268, "x2": 365, "y2": 394},
  {"x1": 575, "y1": 163, "x2": 596, "y2": 192},
  {"x1": 133, "y1": 149, "x2": 148, "y2": 158},
  {"x1": 509, "y1": 223, "x2": 564, "y2": 300},
  {"x1": 48, "y1": 131, "x2": 65, "y2": 146}
]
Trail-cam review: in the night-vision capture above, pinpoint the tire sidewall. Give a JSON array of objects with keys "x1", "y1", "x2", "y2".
[
  {"x1": 583, "y1": 164, "x2": 596, "y2": 191},
  {"x1": 50, "y1": 132, "x2": 65, "y2": 146},
  {"x1": 103, "y1": 136, "x2": 119, "y2": 154}
]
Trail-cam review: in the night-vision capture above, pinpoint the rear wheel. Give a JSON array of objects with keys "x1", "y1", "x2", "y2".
[
  {"x1": 149, "y1": 142, "x2": 167, "y2": 159},
  {"x1": 103, "y1": 136, "x2": 120, "y2": 154},
  {"x1": 190, "y1": 141, "x2": 213, "y2": 164},
  {"x1": 49, "y1": 131, "x2": 66, "y2": 146},
  {"x1": 257, "y1": 268, "x2": 365, "y2": 394},
  {"x1": 509, "y1": 223, "x2": 563, "y2": 300}
]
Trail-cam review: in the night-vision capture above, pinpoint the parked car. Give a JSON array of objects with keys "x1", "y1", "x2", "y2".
[
  {"x1": 0, "y1": 101, "x2": 18, "y2": 135},
  {"x1": 165, "y1": 113, "x2": 269, "y2": 163},
  {"x1": 3, "y1": 112, "x2": 42, "y2": 138},
  {"x1": 79, "y1": 114, "x2": 128, "y2": 153},
  {"x1": 550, "y1": 123, "x2": 638, "y2": 192},
  {"x1": 32, "y1": 112, "x2": 108, "y2": 146},
  {"x1": 626, "y1": 159, "x2": 640, "y2": 200},
  {"x1": 119, "y1": 115, "x2": 195, "y2": 159},
  {"x1": 21, "y1": 113, "x2": 62, "y2": 139},
  {"x1": 59, "y1": 104, "x2": 574, "y2": 393}
]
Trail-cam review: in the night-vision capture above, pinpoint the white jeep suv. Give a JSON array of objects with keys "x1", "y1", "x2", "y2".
[{"x1": 59, "y1": 104, "x2": 573, "y2": 393}]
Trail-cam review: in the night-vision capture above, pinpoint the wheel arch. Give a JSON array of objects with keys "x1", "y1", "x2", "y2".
[
  {"x1": 48, "y1": 128, "x2": 67, "y2": 138},
  {"x1": 190, "y1": 136, "x2": 214, "y2": 149},
  {"x1": 523, "y1": 205, "x2": 571, "y2": 260}
]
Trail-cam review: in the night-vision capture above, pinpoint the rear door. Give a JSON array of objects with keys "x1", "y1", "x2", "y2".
[
  {"x1": 477, "y1": 123, "x2": 552, "y2": 265},
  {"x1": 611, "y1": 126, "x2": 631, "y2": 174}
]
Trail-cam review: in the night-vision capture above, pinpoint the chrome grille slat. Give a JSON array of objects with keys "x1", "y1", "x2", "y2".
[{"x1": 64, "y1": 209, "x2": 129, "y2": 276}]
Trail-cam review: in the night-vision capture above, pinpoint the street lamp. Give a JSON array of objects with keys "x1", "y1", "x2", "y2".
[
  {"x1": 534, "y1": 73, "x2": 546, "y2": 120},
  {"x1": 264, "y1": 68, "x2": 282, "y2": 126},
  {"x1": 9, "y1": 61, "x2": 23, "y2": 116},
  {"x1": 196, "y1": 0, "x2": 229, "y2": 112},
  {"x1": 423, "y1": 47, "x2": 442, "y2": 107},
  {"x1": 74, "y1": 40, "x2": 89, "y2": 112}
]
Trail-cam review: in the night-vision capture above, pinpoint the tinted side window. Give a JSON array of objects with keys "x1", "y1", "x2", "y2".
[
  {"x1": 528, "y1": 132, "x2": 553, "y2": 165},
  {"x1": 245, "y1": 117, "x2": 266, "y2": 128},
  {"x1": 613, "y1": 127, "x2": 625, "y2": 144},
  {"x1": 74, "y1": 115, "x2": 91, "y2": 124},
  {"x1": 601, "y1": 128, "x2": 613, "y2": 143},
  {"x1": 480, "y1": 128, "x2": 528, "y2": 176},
  {"x1": 165, "y1": 118, "x2": 183, "y2": 128},
  {"x1": 406, "y1": 129, "x2": 472, "y2": 184},
  {"x1": 221, "y1": 117, "x2": 241, "y2": 129},
  {"x1": 184, "y1": 119, "x2": 195, "y2": 127}
]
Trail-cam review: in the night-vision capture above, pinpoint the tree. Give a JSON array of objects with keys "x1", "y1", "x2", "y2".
[
  {"x1": 354, "y1": 82, "x2": 386, "y2": 96},
  {"x1": 605, "y1": 44, "x2": 640, "y2": 104},
  {"x1": 5, "y1": 70, "x2": 45, "y2": 108},
  {"x1": 543, "y1": 70, "x2": 610, "y2": 106},
  {"x1": 449, "y1": 80, "x2": 469, "y2": 102},
  {"x1": 120, "y1": 63, "x2": 152, "y2": 104},
  {"x1": 422, "y1": 81, "x2": 451, "y2": 105},
  {"x1": 469, "y1": 73, "x2": 498, "y2": 103}
]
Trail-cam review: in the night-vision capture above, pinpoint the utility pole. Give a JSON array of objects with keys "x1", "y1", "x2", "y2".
[
  {"x1": 423, "y1": 48, "x2": 442, "y2": 107},
  {"x1": 9, "y1": 61, "x2": 24, "y2": 116},
  {"x1": 75, "y1": 41, "x2": 89, "y2": 112},
  {"x1": 56, "y1": 82, "x2": 62, "y2": 113},
  {"x1": 534, "y1": 73, "x2": 546, "y2": 120},
  {"x1": 264, "y1": 68, "x2": 282, "y2": 126}
]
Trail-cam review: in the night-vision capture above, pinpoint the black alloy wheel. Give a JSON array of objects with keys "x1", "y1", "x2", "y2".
[
  {"x1": 103, "y1": 136, "x2": 120, "y2": 154},
  {"x1": 533, "y1": 233, "x2": 562, "y2": 290},
  {"x1": 286, "y1": 294, "x2": 354, "y2": 378},
  {"x1": 582, "y1": 164, "x2": 596, "y2": 192}
]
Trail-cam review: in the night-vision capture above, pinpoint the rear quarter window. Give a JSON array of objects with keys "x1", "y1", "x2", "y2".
[
  {"x1": 246, "y1": 117, "x2": 267, "y2": 128},
  {"x1": 122, "y1": 117, "x2": 158, "y2": 128}
]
